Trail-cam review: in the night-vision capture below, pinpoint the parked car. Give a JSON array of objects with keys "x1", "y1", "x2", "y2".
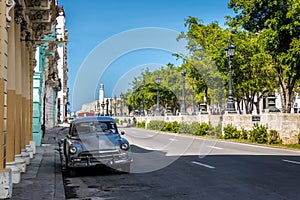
[{"x1": 63, "y1": 116, "x2": 132, "y2": 175}]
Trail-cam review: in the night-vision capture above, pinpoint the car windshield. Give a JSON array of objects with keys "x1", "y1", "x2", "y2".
[{"x1": 73, "y1": 121, "x2": 117, "y2": 135}]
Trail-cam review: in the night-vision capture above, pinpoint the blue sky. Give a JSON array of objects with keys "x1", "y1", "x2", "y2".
[{"x1": 58, "y1": 0, "x2": 234, "y2": 111}]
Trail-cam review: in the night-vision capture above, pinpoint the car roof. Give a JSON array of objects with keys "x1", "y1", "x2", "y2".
[{"x1": 73, "y1": 116, "x2": 115, "y2": 123}]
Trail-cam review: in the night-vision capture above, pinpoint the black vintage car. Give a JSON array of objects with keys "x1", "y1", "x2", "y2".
[{"x1": 63, "y1": 116, "x2": 132, "y2": 175}]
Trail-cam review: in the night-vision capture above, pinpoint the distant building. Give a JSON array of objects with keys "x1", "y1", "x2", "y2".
[{"x1": 77, "y1": 84, "x2": 129, "y2": 116}]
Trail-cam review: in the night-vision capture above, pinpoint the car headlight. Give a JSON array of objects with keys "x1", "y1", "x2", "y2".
[
  {"x1": 70, "y1": 146, "x2": 77, "y2": 154},
  {"x1": 120, "y1": 143, "x2": 129, "y2": 151}
]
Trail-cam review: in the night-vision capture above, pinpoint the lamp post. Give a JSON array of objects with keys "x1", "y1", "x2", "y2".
[
  {"x1": 181, "y1": 70, "x2": 187, "y2": 115},
  {"x1": 224, "y1": 43, "x2": 237, "y2": 113},
  {"x1": 97, "y1": 101, "x2": 100, "y2": 116},
  {"x1": 120, "y1": 93, "x2": 123, "y2": 116},
  {"x1": 114, "y1": 95, "x2": 117, "y2": 116},
  {"x1": 101, "y1": 101, "x2": 105, "y2": 116},
  {"x1": 106, "y1": 99, "x2": 109, "y2": 116},
  {"x1": 155, "y1": 75, "x2": 161, "y2": 116},
  {"x1": 141, "y1": 79, "x2": 145, "y2": 116}
]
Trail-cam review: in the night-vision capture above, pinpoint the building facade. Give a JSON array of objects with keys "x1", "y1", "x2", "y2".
[
  {"x1": 0, "y1": 0, "x2": 62, "y2": 198},
  {"x1": 32, "y1": 6, "x2": 68, "y2": 146}
]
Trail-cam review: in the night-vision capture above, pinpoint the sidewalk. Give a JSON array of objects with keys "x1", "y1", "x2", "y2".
[{"x1": 12, "y1": 126, "x2": 68, "y2": 200}]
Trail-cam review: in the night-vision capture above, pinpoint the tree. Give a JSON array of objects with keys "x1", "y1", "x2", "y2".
[
  {"x1": 125, "y1": 65, "x2": 183, "y2": 115},
  {"x1": 227, "y1": 0, "x2": 300, "y2": 113},
  {"x1": 178, "y1": 16, "x2": 277, "y2": 114}
]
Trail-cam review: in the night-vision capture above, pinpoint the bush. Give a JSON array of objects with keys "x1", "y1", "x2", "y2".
[
  {"x1": 178, "y1": 122, "x2": 191, "y2": 134},
  {"x1": 196, "y1": 123, "x2": 210, "y2": 136},
  {"x1": 239, "y1": 128, "x2": 249, "y2": 140},
  {"x1": 267, "y1": 130, "x2": 282, "y2": 144},
  {"x1": 170, "y1": 121, "x2": 179, "y2": 133},
  {"x1": 147, "y1": 120, "x2": 165, "y2": 131},
  {"x1": 207, "y1": 123, "x2": 222, "y2": 138},
  {"x1": 189, "y1": 122, "x2": 200, "y2": 135},
  {"x1": 223, "y1": 124, "x2": 240, "y2": 139},
  {"x1": 136, "y1": 121, "x2": 146, "y2": 128},
  {"x1": 249, "y1": 124, "x2": 268, "y2": 144},
  {"x1": 161, "y1": 121, "x2": 179, "y2": 133}
]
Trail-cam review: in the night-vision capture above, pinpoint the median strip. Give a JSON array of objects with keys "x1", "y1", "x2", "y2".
[
  {"x1": 191, "y1": 161, "x2": 215, "y2": 169},
  {"x1": 282, "y1": 159, "x2": 300, "y2": 165}
]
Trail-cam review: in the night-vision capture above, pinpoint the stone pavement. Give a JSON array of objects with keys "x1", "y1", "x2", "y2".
[{"x1": 11, "y1": 126, "x2": 68, "y2": 200}]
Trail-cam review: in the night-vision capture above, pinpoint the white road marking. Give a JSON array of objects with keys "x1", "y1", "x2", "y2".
[
  {"x1": 169, "y1": 138, "x2": 179, "y2": 141},
  {"x1": 143, "y1": 146, "x2": 156, "y2": 151},
  {"x1": 282, "y1": 159, "x2": 300, "y2": 165},
  {"x1": 191, "y1": 161, "x2": 215, "y2": 169},
  {"x1": 207, "y1": 145, "x2": 223, "y2": 150}
]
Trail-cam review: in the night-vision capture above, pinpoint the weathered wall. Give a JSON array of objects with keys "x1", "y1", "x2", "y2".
[
  {"x1": 222, "y1": 114, "x2": 300, "y2": 144},
  {"x1": 117, "y1": 113, "x2": 300, "y2": 144}
]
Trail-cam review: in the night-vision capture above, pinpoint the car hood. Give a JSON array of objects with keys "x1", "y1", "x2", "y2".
[{"x1": 78, "y1": 133, "x2": 120, "y2": 151}]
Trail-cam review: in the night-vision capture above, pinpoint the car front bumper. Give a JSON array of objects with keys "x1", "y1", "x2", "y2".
[{"x1": 67, "y1": 151, "x2": 132, "y2": 168}]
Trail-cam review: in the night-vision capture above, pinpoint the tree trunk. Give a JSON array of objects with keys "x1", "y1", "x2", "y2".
[
  {"x1": 278, "y1": 71, "x2": 292, "y2": 113},
  {"x1": 254, "y1": 101, "x2": 260, "y2": 114},
  {"x1": 280, "y1": 86, "x2": 292, "y2": 113}
]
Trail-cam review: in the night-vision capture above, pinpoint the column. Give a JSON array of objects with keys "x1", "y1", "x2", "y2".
[
  {"x1": 0, "y1": 0, "x2": 12, "y2": 198},
  {"x1": 20, "y1": 40, "x2": 30, "y2": 165},
  {"x1": 14, "y1": 20, "x2": 26, "y2": 172},
  {"x1": 6, "y1": 9, "x2": 21, "y2": 184}
]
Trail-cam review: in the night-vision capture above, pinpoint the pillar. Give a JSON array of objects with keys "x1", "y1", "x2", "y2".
[
  {"x1": 14, "y1": 17, "x2": 26, "y2": 173},
  {"x1": 0, "y1": 0, "x2": 12, "y2": 198},
  {"x1": 20, "y1": 40, "x2": 30, "y2": 165},
  {"x1": 6, "y1": 8, "x2": 21, "y2": 184}
]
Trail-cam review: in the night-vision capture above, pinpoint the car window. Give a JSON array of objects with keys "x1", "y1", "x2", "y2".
[
  {"x1": 74, "y1": 122, "x2": 91, "y2": 134},
  {"x1": 73, "y1": 121, "x2": 117, "y2": 135}
]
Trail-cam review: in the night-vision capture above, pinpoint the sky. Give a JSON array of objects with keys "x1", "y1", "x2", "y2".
[{"x1": 58, "y1": 0, "x2": 234, "y2": 111}]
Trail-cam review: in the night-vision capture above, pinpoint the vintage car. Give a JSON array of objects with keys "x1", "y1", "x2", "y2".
[{"x1": 63, "y1": 116, "x2": 132, "y2": 175}]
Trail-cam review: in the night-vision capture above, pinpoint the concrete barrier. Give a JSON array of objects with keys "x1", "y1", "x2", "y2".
[{"x1": 115, "y1": 113, "x2": 300, "y2": 144}]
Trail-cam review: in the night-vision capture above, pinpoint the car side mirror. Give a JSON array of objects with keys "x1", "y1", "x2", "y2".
[{"x1": 120, "y1": 130, "x2": 125, "y2": 135}]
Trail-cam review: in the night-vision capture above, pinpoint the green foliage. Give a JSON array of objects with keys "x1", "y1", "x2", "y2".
[
  {"x1": 207, "y1": 123, "x2": 223, "y2": 138},
  {"x1": 189, "y1": 122, "x2": 201, "y2": 135},
  {"x1": 146, "y1": 120, "x2": 165, "y2": 131},
  {"x1": 227, "y1": 0, "x2": 300, "y2": 113},
  {"x1": 197, "y1": 123, "x2": 210, "y2": 136},
  {"x1": 267, "y1": 130, "x2": 282, "y2": 144},
  {"x1": 249, "y1": 124, "x2": 268, "y2": 144},
  {"x1": 179, "y1": 16, "x2": 277, "y2": 114},
  {"x1": 114, "y1": 118, "x2": 119, "y2": 124},
  {"x1": 125, "y1": 65, "x2": 190, "y2": 115},
  {"x1": 178, "y1": 122, "x2": 191, "y2": 134},
  {"x1": 136, "y1": 121, "x2": 146, "y2": 128},
  {"x1": 177, "y1": 122, "x2": 211, "y2": 136},
  {"x1": 223, "y1": 124, "x2": 240, "y2": 139},
  {"x1": 239, "y1": 128, "x2": 249, "y2": 140},
  {"x1": 161, "y1": 121, "x2": 179, "y2": 133}
]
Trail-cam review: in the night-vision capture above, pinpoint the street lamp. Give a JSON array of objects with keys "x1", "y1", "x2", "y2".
[
  {"x1": 101, "y1": 101, "x2": 105, "y2": 116},
  {"x1": 181, "y1": 70, "x2": 187, "y2": 115},
  {"x1": 106, "y1": 99, "x2": 109, "y2": 116},
  {"x1": 141, "y1": 79, "x2": 145, "y2": 116},
  {"x1": 96, "y1": 101, "x2": 100, "y2": 116},
  {"x1": 155, "y1": 75, "x2": 161, "y2": 116},
  {"x1": 224, "y1": 43, "x2": 237, "y2": 113},
  {"x1": 120, "y1": 93, "x2": 123, "y2": 116},
  {"x1": 114, "y1": 95, "x2": 117, "y2": 116}
]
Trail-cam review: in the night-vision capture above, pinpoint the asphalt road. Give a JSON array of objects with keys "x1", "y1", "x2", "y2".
[{"x1": 63, "y1": 127, "x2": 300, "y2": 200}]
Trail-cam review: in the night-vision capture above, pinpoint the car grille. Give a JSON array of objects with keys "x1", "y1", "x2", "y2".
[{"x1": 78, "y1": 150, "x2": 120, "y2": 158}]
